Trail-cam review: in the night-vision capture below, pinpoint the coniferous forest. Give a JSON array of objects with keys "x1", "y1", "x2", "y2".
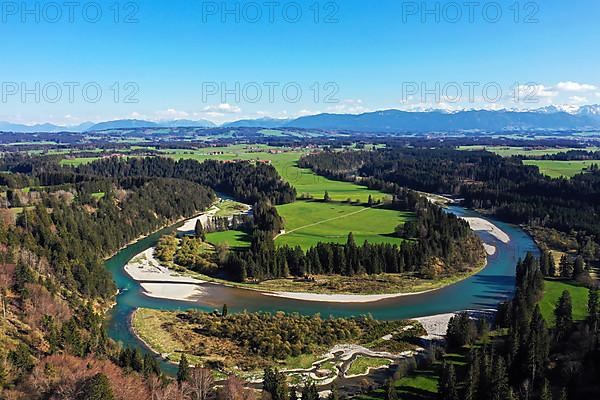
[{"x1": 0, "y1": 143, "x2": 599, "y2": 399}]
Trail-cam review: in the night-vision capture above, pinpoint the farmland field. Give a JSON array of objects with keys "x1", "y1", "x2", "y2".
[
  {"x1": 275, "y1": 201, "x2": 412, "y2": 250},
  {"x1": 58, "y1": 145, "x2": 413, "y2": 250},
  {"x1": 458, "y1": 145, "x2": 600, "y2": 157},
  {"x1": 523, "y1": 160, "x2": 599, "y2": 178},
  {"x1": 162, "y1": 145, "x2": 389, "y2": 202}
]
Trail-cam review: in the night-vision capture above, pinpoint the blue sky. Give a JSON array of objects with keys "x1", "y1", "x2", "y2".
[{"x1": 1, "y1": 0, "x2": 599, "y2": 125}]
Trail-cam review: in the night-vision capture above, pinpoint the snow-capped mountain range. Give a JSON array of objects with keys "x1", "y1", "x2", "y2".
[{"x1": 2, "y1": 105, "x2": 600, "y2": 134}]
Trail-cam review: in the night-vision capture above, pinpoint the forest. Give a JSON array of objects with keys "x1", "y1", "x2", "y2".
[
  {"x1": 435, "y1": 253, "x2": 600, "y2": 399},
  {"x1": 76, "y1": 156, "x2": 297, "y2": 205},
  {"x1": 300, "y1": 148, "x2": 600, "y2": 266},
  {"x1": 0, "y1": 154, "x2": 298, "y2": 398}
]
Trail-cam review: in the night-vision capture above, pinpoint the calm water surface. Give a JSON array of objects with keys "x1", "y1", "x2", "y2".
[{"x1": 106, "y1": 205, "x2": 538, "y2": 373}]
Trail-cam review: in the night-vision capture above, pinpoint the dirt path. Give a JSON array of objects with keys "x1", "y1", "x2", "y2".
[{"x1": 275, "y1": 204, "x2": 383, "y2": 240}]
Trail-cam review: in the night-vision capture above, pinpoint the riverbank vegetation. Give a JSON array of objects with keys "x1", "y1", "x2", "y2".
[
  {"x1": 0, "y1": 152, "x2": 296, "y2": 398},
  {"x1": 358, "y1": 253, "x2": 600, "y2": 400},
  {"x1": 132, "y1": 308, "x2": 424, "y2": 376}
]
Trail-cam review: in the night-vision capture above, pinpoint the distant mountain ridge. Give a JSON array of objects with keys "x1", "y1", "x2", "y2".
[
  {"x1": 86, "y1": 119, "x2": 215, "y2": 131},
  {"x1": 2, "y1": 105, "x2": 600, "y2": 133},
  {"x1": 222, "y1": 117, "x2": 291, "y2": 128},
  {"x1": 283, "y1": 108, "x2": 600, "y2": 132}
]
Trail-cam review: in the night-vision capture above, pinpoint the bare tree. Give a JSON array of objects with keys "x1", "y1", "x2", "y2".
[
  {"x1": 218, "y1": 376, "x2": 256, "y2": 400},
  {"x1": 182, "y1": 368, "x2": 214, "y2": 400}
]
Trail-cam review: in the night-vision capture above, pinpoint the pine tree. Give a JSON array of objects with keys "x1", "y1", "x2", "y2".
[
  {"x1": 438, "y1": 362, "x2": 459, "y2": 400},
  {"x1": 548, "y1": 254, "x2": 557, "y2": 277},
  {"x1": 559, "y1": 256, "x2": 573, "y2": 279},
  {"x1": 131, "y1": 348, "x2": 143, "y2": 372},
  {"x1": 573, "y1": 256, "x2": 586, "y2": 278},
  {"x1": 588, "y1": 287, "x2": 599, "y2": 333},
  {"x1": 384, "y1": 378, "x2": 397, "y2": 400},
  {"x1": 554, "y1": 290, "x2": 573, "y2": 342},
  {"x1": 142, "y1": 353, "x2": 160, "y2": 377},
  {"x1": 526, "y1": 305, "x2": 549, "y2": 384},
  {"x1": 263, "y1": 367, "x2": 288, "y2": 400},
  {"x1": 80, "y1": 373, "x2": 114, "y2": 400},
  {"x1": 539, "y1": 379, "x2": 552, "y2": 400},
  {"x1": 177, "y1": 354, "x2": 190, "y2": 384},
  {"x1": 195, "y1": 220, "x2": 206, "y2": 241},
  {"x1": 490, "y1": 357, "x2": 510, "y2": 400},
  {"x1": 464, "y1": 363, "x2": 477, "y2": 400}
]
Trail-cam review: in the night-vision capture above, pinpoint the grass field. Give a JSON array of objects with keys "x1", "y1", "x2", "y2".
[
  {"x1": 539, "y1": 280, "x2": 590, "y2": 325},
  {"x1": 163, "y1": 145, "x2": 409, "y2": 250},
  {"x1": 205, "y1": 230, "x2": 251, "y2": 249},
  {"x1": 347, "y1": 357, "x2": 391, "y2": 376},
  {"x1": 162, "y1": 145, "x2": 389, "y2": 202},
  {"x1": 459, "y1": 146, "x2": 600, "y2": 157},
  {"x1": 60, "y1": 157, "x2": 102, "y2": 166},
  {"x1": 523, "y1": 160, "x2": 599, "y2": 178},
  {"x1": 59, "y1": 145, "x2": 413, "y2": 251},
  {"x1": 275, "y1": 201, "x2": 412, "y2": 249},
  {"x1": 357, "y1": 369, "x2": 439, "y2": 400},
  {"x1": 214, "y1": 199, "x2": 249, "y2": 217}
]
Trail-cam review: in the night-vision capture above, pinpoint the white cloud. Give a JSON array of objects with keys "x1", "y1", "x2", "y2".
[
  {"x1": 325, "y1": 99, "x2": 369, "y2": 114},
  {"x1": 556, "y1": 81, "x2": 597, "y2": 92},
  {"x1": 568, "y1": 96, "x2": 588, "y2": 104},
  {"x1": 154, "y1": 108, "x2": 190, "y2": 120},
  {"x1": 129, "y1": 111, "x2": 147, "y2": 119},
  {"x1": 518, "y1": 84, "x2": 557, "y2": 98},
  {"x1": 202, "y1": 103, "x2": 242, "y2": 114}
]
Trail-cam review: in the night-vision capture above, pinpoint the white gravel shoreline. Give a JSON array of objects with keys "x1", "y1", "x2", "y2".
[
  {"x1": 124, "y1": 211, "x2": 506, "y2": 304},
  {"x1": 461, "y1": 217, "x2": 510, "y2": 243}
]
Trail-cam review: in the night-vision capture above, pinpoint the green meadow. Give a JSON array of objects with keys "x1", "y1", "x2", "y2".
[
  {"x1": 161, "y1": 145, "x2": 389, "y2": 202},
  {"x1": 539, "y1": 280, "x2": 590, "y2": 325},
  {"x1": 58, "y1": 145, "x2": 413, "y2": 250},
  {"x1": 458, "y1": 145, "x2": 600, "y2": 157},
  {"x1": 523, "y1": 160, "x2": 599, "y2": 178},
  {"x1": 161, "y1": 145, "x2": 409, "y2": 249},
  {"x1": 275, "y1": 201, "x2": 412, "y2": 250},
  {"x1": 206, "y1": 230, "x2": 251, "y2": 250}
]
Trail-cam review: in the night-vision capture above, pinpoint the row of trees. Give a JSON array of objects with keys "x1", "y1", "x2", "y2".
[
  {"x1": 300, "y1": 148, "x2": 600, "y2": 264},
  {"x1": 225, "y1": 195, "x2": 484, "y2": 282}
]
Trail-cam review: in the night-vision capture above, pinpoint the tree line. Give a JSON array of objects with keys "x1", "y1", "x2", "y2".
[
  {"x1": 224, "y1": 201, "x2": 484, "y2": 282},
  {"x1": 300, "y1": 148, "x2": 600, "y2": 265}
]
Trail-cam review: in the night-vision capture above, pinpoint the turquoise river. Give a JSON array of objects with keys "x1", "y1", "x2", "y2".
[{"x1": 106, "y1": 205, "x2": 539, "y2": 374}]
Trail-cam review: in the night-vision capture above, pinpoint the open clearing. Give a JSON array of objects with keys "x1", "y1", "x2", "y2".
[
  {"x1": 205, "y1": 230, "x2": 251, "y2": 249},
  {"x1": 164, "y1": 145, "x2": 410, "y2": 249},
  {"x1": 539, "y1": 280, "x2": 590, "y2": 325},
  {"x1": 162, "y1": 145, "x2": 389, "y2": 202},
  {"x1": 275, "y1": 201, "x2": 412, "y2": 249},
  {"x1": 458, "y1": 145, "x2": 600, "y2": 157},
  {"x1": 346, "y1": 356, "x2": 391, "y2": 376},
  {"x1": 59, "y1": 145, "x2": 413, "y2": 250},
  {"x1": 523, "y1": 160, "x2": 599, "y2": 178}
]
